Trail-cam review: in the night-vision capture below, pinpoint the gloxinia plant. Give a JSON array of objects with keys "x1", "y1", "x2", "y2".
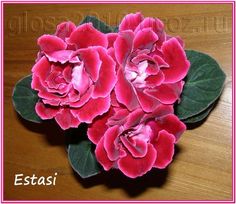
[{"x1": 12, "y1": 12, "x2": 226, "y2": 179}]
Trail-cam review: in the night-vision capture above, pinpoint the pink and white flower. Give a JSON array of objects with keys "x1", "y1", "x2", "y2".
[
  {"x1": 88, "y1": 100, "x2": 186, "y2": 178},
  {"x1": 31, "y1": 22, "x2": 117, "y2": 130},
  {"x1": 108, "y1": 12, "x2": 190, "y2": 112}
]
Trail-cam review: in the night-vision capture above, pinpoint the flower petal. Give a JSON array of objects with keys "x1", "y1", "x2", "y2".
[
  {"x1": 142, "y1": 103, "x2": 173, "y2": 122},
  {"x1": 106, "y1": 108, "x2": 129, "y2": 127},
  {"x1": 79, "y1": 47, "x2": 102, "y2": 82},
  {"x1": 117, "y1": 144, "x2": 156, "y2": 178},
  {"x1": 55, "y1": 21, "x2": 76, "y2": 40},
  {"x1": 92, "y1": 47, "x2": 117, "y2": 98},
  {"x1": 32, "y1": 56, "x2": 51, "y2": 85},
  {"x1": 161, "y1": 38, "x2": 190, "y2": 83},
  {"x1": 153, "y1": 130, "x2": 175, "y2": 169},
  {"x1": 32, "y1": 75, "x2": 61, "y2": 101},
  {"x1": 87, "y1": 108, "x2": 114, "y2": 145},
  {"x1": 71, "y1": 64, "x2": 91, "y2": 96},
  {"x1": 153, "y1": 55, "x2": 169, "y2": 68},
  {"x1": 149, "y1": 114, "x2": 186, "y2": 141},
  {"x1": 71, "y1": 96, "x2": 110, "y2": 123},
  {"x1": 95, "y1": 137, "x2": 114, "y2": 171},
  {"x1": 38, "y1": 35, "x2": 67, "y2": 53},
  {"x1": 35, "y1": 102, "x2": 58, "y2": 119},
  {"x1": 107, "y1": 33, "x2": 118, "y2": 48},
  {"x1": 134, "y1": 28, "x2": 158, "y2": 50},
  {"x1": 104, "y1": 126, "x2": 121, "y2": 161},
  {"x1": 145, "y1": 71, "x2": 165, "y2": 87},
  {"x1": 67, "y1": 23, "x2": 108, "y2": 49},
  {"x1": 136, "y1": 89, "x2": 159, "y2": 113},
  {"x1": 45, "y1": 50, "x2": 75, "y2": 64},
  {"x1": 55, "y1": 108, "x2": 80, "y2": 130},
  {"x1": 114, "y1": 30, "x2": 134, "y2": 65},
  {"x1": 145, "y1": 81, "x2": 184, "y2": 104},
  {"x1": 119, "y1": 12, "x2": 144, "y2": 31},
  {"x1": 69, "y1": 86, "x2": 93, "y2": 108},
  {"x1": 114, "y1": 69, "x2": 139, "y2": 111},
  {"x1": 134, "y1": 17, "x2": 166, "y2": 47},
  {"x1": 120, "y1": 137, "x2": 148, "y2": 158},
  {"x1": 124, "y1": 108, "x2": 144, "y2": 129}
]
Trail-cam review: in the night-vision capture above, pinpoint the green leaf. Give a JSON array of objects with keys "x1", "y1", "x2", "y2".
[
  {"x1": 79, "y1": 16, "x2": 116, "y2": 33},
  {"x1": 183, "y1": 102, "x2": 215, "y2": 123},
  {"x1": 12, "y1": 75, "x2": 42, "y2": 123},
  {"x1": 175, "y1": 50, "x2": 226, "y2": 120},
  {"x1": 68, "y1": 140, "x2": 101, "y2": 178},
  {"x1": 111, "y1": 25, "x2": 119, "y2": 32}
]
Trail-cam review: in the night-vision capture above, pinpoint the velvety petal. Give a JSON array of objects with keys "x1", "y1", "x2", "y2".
[
  {"x1": 71, "y1": 64, "x2": 91, "y2": 95},
  {"x1": 132, "y1": 53, "x2": 155, "y2": 65},
  {"x1": 69, "y1": 86, "x2": 93, "y2": 108},
  {"x1": 161, "y1": 38, "x2": 190, "y2": 83},
  {"x1": 104, "y1": 126, "x2": 120, "y2": 161},
  {"x1": 106, "y1": 108, "x2": 129, "y2": 127},
  {"x1": 110, "y1": 90, "x2": 120, "y2": 107},
  {"x1": 114, "y1": 69, "x2": 139, "y2": 111},
  {"x1": 153, "y1": 55, "x2": 169, "y2": 68},
  {"x1": 114, "y1": 30, "x2": 134, "y2": 65},
  {"x1": 95, "y1": 137, "x2": 114, "y2": 171},
  {"x1": 92, "y1": 47, "x2": 117, "y2": 98},
  {"x1": 67, "y1": 23, "x2": 108, "y2": 49},
  {"x1": 35, "y1": 102, "x2": 58, "y2": 119},
  {"x1": 107, "y1": 48, "x2": 118, "y2": 68},
  {"x1": 107, "y1": 33, "x2": 118, "y2": 48},
  {"x1": 55, "y1": 21, "x2": 76, "y2": 40},
  {"x1": 153, "y1": 130, "x2": 175, "y2": 169},
  {"x1": 55, "y1": 108, "x2": 80, "y2": 130},
  {"x1": 87, "y1": 108, "x2": 114, "y2": 145},
  {"x1": 32, "y1": 56, "x2": 51, "y2": 86},
  {"x1": 32, "y1": 75, "x2": 61, "y2": 101},
  {"x1": 142, "y1": 103, "x2": 174, "y2": 123},
  {"x1": 145, "y1": 64, "x2": 160, "y2": 75},
  {"x1": 134, "y1": 17, "x2": 166, "y2": 47},
  {"x1": 119, "y1": 12, "x2": 144, "y2": 32},
  {"x1": 166, "y1": 35, "x2": 184, "y2": 47},
  {"x1": 71, "y1": 96, "x2": 110, "y2": 123},
  {"x1": 145, "y1": 71, "x2": 165, "y2": 87},
  {"x1": 79, "y1": 48, "x2": 101, "y2": 82},
  {"x1": 149, "y1": 114, "x2": 186, "y2": 141},
  {"x1": 145, "y1": 81, "x2": 184, "y2": 104},
  {"x1": 37, "y1": 35, "x2": 67, "y2": 53},
  {"x1": 117, "y1": 144, "x2": 156, "y2": 178},
  {"x1": 136, "y1": 89, "x2": 159, "y2": 113},
  {"x1": 124, "y1": 108, "x2": 144, "y2": 129},
  {"x1": 66, "y1": 89, "x2": 80, "y2": 103},
  {"x1": 45, "y1": 50, "x2": 75, "y2": 64},
  {"x1": 120, "y1": 137, "x2": 148, "y2": 158},
  {"x1": 62, "y1": 65, "x2": 72, "y2": 83},
  {"x1": 134, "y1": 28, "x2": 158, "y2": 50}
]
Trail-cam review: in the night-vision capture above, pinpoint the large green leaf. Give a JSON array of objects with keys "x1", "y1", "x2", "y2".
[
  {"x1": 80, "y1": 16, "x2": 117, "y2": 33},
  {"x1": 12, "y1": 75, "x2": 42, "y2": 123},
  {"x1": 68, "y1": 140, "x2": 101, "y2": 178},
  {"x1": 183, "y1": 102, "x2": 215, "y2": 124},
  {"x1": 175, "y1": 50, "x2": 226, "y2": 120}
]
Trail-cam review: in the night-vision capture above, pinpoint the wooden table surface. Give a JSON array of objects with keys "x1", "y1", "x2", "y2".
[{"x1": 3, "y1": 3, "x2": 233, "y2": 201}]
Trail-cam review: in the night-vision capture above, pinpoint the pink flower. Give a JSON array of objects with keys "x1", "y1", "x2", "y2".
[
  {"x1": 88, "y1": 100, "x2": 186, "y2": 178},
  {"x1": 109, "y1": 12, "x2": 190, "y2": 112},
  {"x1": 31, "y1": 22, "x2": 117, "y2": 130}
]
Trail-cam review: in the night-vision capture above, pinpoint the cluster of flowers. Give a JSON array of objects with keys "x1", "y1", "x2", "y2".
[{"x1": 31, "y1": 12, "x2": 190, "y2": 178}]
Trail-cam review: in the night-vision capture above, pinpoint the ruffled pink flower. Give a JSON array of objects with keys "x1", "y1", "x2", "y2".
[
  {"x1": 110, "y1": 12, "x2": 190, "y2": 112},
  {"x1": 32, "y1": 22, "x2": 117, "y2": 130},
  {"x1": 88, "y1": 101, "x2": 186, "y2": 178}
]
